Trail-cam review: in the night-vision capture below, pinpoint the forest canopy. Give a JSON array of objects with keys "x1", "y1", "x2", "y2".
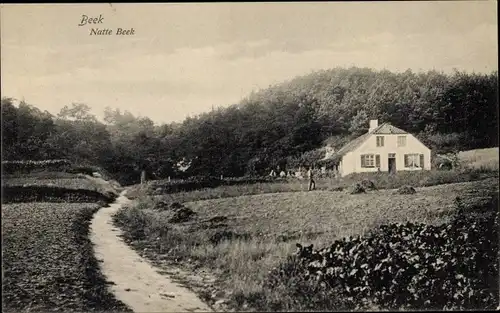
[{"x1": 2, "y1": 67, "x2": 498, "y2": 184}]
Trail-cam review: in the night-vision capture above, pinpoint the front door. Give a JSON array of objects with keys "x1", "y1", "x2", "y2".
[{"x1": 388, "y1": 153, "x2": 396, "y2": 174}]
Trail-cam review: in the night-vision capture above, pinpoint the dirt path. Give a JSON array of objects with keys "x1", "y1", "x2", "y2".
[{"x1": 90, "y1": 190, "x2": 212, "y2": 312}]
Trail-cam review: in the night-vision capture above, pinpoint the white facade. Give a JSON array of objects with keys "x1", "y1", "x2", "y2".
[{"x1": 338, "y1": 132, "x2": 431, "y2": 177}]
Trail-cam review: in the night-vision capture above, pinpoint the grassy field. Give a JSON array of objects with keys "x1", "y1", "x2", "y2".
[
  {"x1": 458, "y1": 147, "x2": 499, "y2": 170},
  {"x1": 2, "y1": 202, "x2": 131, "y2": 313},
  {"x1": 114, "y1": 177, "x2": 499, "y2": 311},
  {"x1": 125, "y1": 147, "x2": 499, "y2": 202},
  {"x1": 127, "y1": 168, "x2": 498, "y2": 204}
]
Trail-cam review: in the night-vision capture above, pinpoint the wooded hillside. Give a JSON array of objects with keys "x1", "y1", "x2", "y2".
[{"x1": 2, "y1": 67, "x2": 497, "y2": 184}]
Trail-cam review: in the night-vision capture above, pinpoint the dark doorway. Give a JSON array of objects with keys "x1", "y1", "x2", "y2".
[{"x1": 388, "y1": 154, "x2": 396, "y2": 174}]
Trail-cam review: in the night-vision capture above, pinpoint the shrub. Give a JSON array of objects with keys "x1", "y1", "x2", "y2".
[
  {"x1": 168, "y1": 205, "x2": 197, "y2": 223},
  {"x1": 2, "y1": 159, "x2": 72, "y2": 174},
  {"x1": 348, "y1": 183, "x2": 366, "y2": 194},
  {"x1": 267, "y1": 201, "x2": 499, "y2": 311},
  {"x1": 113, "y1": 207, "x2": 150, "y2": 240},
  {"x1": 397, "y1": 186, "x2": 416, "y2": 195},
  {"x1": 360, "y1": 179, "x2": 376, "y2": 190},
  {"x1": 151, "y1": 200, "x2": 172, "y2": 211}
]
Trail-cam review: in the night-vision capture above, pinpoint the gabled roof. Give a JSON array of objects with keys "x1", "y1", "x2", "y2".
[
  {"x1": 371, "y1": 123, "x2": 408, "y2": 135},
  {"x1": 329, "y1": 132, "x2": 371, "y2": 159},
  {"x1": 318, "y1": 123, "x2": 409, "y2": 164}
]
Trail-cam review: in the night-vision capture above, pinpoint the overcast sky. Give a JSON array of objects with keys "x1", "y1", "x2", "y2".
[{"x1": 1, "y1": 2, "x2": 497, "y2": 124}]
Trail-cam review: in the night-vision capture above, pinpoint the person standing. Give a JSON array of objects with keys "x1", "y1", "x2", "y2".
[{"x1": 308, "y1": 166, "x2": 316, "y2": 191}]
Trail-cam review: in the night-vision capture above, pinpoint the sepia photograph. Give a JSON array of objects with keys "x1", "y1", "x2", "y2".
[{"x1": 1, "y1": 2, "x2": 498, "y2": 312}]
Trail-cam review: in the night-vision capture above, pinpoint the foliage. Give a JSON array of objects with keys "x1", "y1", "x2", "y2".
[
  {"x1": 286, "y1": 147, "x2": 327, "y2": 169},
  {"x1": 2, "y1": 159, "x2": 72, "y2": 173},
  {"x1": 267, "y1": 199, "x2": 499, "y2": 311},
  {"x1": 1, "y1": 99, "x2": 61, "y2": 160},
  {"x1": 2, "y1": 68, "x2": 498, "y2": 182}
]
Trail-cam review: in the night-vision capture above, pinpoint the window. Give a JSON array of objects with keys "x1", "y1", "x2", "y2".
[
  {"x1": 361, "y1": 154, "x2": 375, "y2": 167},
  {"x1": 397, "y1": 136, "x2": 407, "y2": 147},
  {"x1": 376, "y1": 136, "x2": 384, "y2": 147},
  {"x1": 404, "y1": 154, "x2": 423, "y2": 168}
]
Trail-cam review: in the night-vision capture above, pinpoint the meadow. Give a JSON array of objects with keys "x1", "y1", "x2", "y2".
[
  {"x1": 458, "y1": 147, "x2": 499, "y2": 170},
  {"x1": 114, "y1": 173, "x2": 499, "y2": 311},
  {"x1": 2, "y1": 148, "x2": 497, "y2": 312},
  {"x1": 127, "y1": 167, "x2": 498, "y2": 204}
]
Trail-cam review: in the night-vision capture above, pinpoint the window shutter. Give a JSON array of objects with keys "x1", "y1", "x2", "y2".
[
  {"x1": 375, "y1": 155, "x2": 380, "y2": 168},
  {"x1": 404, "y1": 155, "x2": 409, "y2": 167},
  {"x1": 361, "y1": 155, "x2": 365, "y2": 167},
  {"x1": 420, "y1": 154, "x2": 424, "y2": 168}
]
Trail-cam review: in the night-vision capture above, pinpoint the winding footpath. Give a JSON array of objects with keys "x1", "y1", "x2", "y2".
[{"x1": 89, "y1": 190, "x2": 212, "y2": 312}]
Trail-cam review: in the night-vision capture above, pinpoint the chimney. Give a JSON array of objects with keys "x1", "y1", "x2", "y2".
[{"x1": 369, "y1": 119, "x2": 378, "y2": 133}]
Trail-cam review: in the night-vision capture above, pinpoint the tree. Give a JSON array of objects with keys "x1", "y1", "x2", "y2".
[
  {"x1": 1, "y1": 98, "x2": 58, "y2": 160},
  {"x1": 57, "y1": 103, "x2": 97, "y2": 122},
  {"x1": 53, "y1": 103, "x2": 112, "y2": 165},
  {"x1": 348, "y1": 110, "x2": 369, "y2": 137},
  {"x1": 2, "y1": 67, "x2": 497, "y2": 182}
]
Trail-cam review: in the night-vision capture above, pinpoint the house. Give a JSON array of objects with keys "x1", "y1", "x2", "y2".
[{"x1": 318, "y1": 119, "x2": 431, "y2": 177}]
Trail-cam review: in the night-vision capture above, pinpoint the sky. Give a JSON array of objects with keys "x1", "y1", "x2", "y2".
[{"x1": 1, "y1": 2, "x2": 497, "y2": 124}]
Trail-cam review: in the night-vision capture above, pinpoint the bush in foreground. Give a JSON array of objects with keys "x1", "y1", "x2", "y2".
[
  {"x1": 113, "y1": 178, "x2": 498, "y2": 312},
  {"x1": 265, "y1": 198, "x2": 499, "y2": 311}
]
